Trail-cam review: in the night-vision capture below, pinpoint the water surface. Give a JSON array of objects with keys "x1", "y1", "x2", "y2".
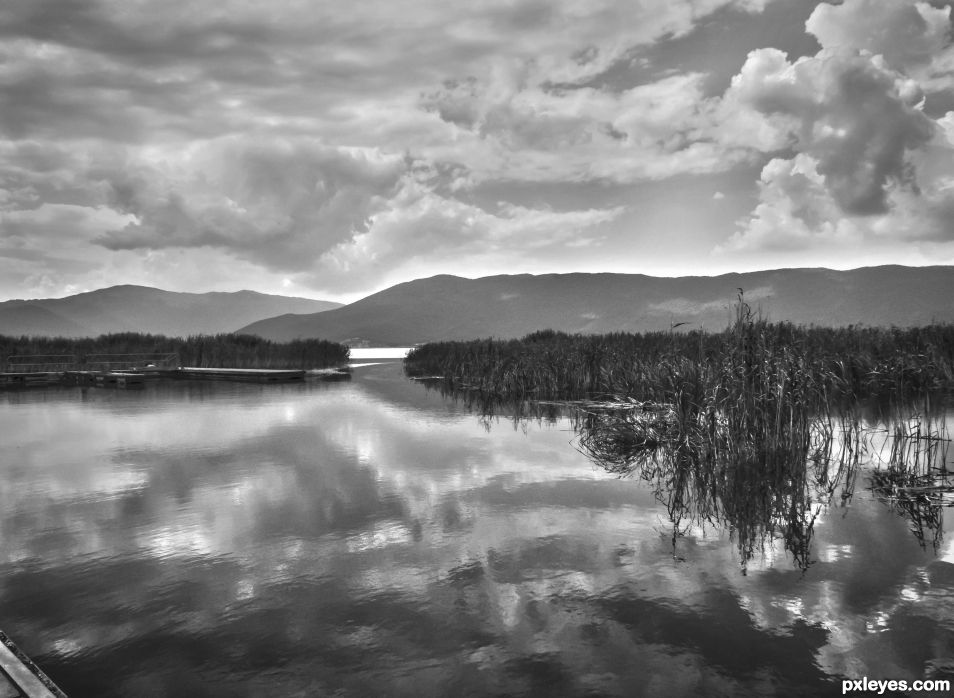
[{"x1": 1, "y1": 360, "x2": 952, "y2": 696}]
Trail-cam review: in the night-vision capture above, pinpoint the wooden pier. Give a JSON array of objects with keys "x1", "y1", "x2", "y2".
[
  {"x1": 94, "y1": 371, "x2": 146, "y2": 387},
  {"x1": 3, "y1": 353, "x2": 178, "y2": 389},
  {"x1": 2, "y1": 354, "x2": 347, "y2": 389},
  {"x1": 0, "y1": 372, "x2": 63, "y2": 387},
  {"x1": 172, "y1": 367, "x2": 306, "y2": 382},
  {"x1": 2, "y1": 368, "x2": 311, "y2": 387},
  {"x1": 0, "y1": 630, "x2": 66, "y2": 697}
]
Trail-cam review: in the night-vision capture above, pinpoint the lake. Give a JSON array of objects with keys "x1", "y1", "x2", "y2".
[{"x1": 1, "y1": 357, "x2": 952, "y2": 696}]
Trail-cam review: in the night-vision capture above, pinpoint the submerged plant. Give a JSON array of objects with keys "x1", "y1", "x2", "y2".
[
  {"x1": 867, "y1": 402, "x2": 953, "y2": 550},
  {"x1": 574, "y1": 396, "x2": 863, "y2": 573}
]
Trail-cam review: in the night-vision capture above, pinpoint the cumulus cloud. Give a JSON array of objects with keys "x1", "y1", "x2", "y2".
[
  {"x1": 93, "y1": 137, "x2": 407, "y2": 271},
  {"x1": 47, "y1": 132, "x2": 623, "y2": 292},
  {"x1": 310, "y1": 179, "x2": 624, "y2": 291},
  {"x1": 422, "y1": 72, "x2": 754, "y2": 183},
  {"x1": 806, "y1": 0, "x2": 951, "y2": 72},
  {"x1": 719, "y1": 154, "x2": 857, "y2": 253},
  {"x1": 721, "y1": 0, "x2": 954, "y2": 257},
  {"x1": 726, "y1": 46, "x2": 934, "y2": 214}
]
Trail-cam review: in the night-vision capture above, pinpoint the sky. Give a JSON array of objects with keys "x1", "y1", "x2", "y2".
[{"x1": 1, "y1": 0, "x2": 954, "y2": 303}]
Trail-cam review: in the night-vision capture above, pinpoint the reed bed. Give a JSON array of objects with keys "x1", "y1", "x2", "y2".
[
  {"x1": 406, "y1": 293, "x2": 954, "y2": 569},
  {"x1": 405, "y1": 295, "x2": 954, "y2": 406},
  {"x1": 1, "y1": 332, "x2": 350, "y2": 370}
]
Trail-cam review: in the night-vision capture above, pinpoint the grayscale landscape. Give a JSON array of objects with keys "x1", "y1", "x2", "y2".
[{"x1": 2, "y1": 1, "x2": 954, "y2": 696}]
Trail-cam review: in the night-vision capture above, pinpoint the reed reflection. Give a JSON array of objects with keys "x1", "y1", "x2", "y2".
[
  {"x1": 574, "y1": 401, "x2": 861, "y2": 573},
  {"x1": 425, "y1": 377, "x2": 953, "y2": 573},
  {"x1": 867, "y1": 404, "x2": 953, "y2": 551},
  {"x1": 407, "y1": 295, "x2": 954, "y2": 574}
]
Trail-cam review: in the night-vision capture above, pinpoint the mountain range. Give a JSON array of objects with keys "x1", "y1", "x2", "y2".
[
  {"x1": 0, "y1": 285, "x2": 340, "y2": 338},
  {"x1": 4, "y1": 266, "x2": 953, "y2": 344},
  {"x1": 238, "y1": 265, "x2": 954, "y2": 345}
]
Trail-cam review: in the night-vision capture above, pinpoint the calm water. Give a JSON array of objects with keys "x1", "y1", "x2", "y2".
[{"x1": 1, "y1": 359, "x2": 952, "y2": 696}]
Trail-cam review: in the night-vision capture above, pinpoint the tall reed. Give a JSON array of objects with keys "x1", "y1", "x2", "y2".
[
  {"x1": 405, "y1": 293, "x2": 954, "y2": 406},
  {"x1": 407, "y1": 293, "x2": 954, "y2": 569}
]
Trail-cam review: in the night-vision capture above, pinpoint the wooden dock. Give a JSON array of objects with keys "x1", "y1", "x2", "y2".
[
  {"x1": 0, "y1": 372, "x2": 62, "y2": 387},
  {"x1": 1, "y1": 366, "x2": 346, "y2": 388},
  {"x1": 94, "y1": 372, "x2": 145, "y2": 387},
  {"x1": 172, "y1": 367, "x2": 306, "y2": 382},
  {"x1": 60, "y1": 371, "x2": 145, "y2": 388},
  {"x1": 0, "y1": 371, "x2": 147, "y2": 389},
  {"x1": 0, "y1": 630, "x2": 66, "y2": 697}
]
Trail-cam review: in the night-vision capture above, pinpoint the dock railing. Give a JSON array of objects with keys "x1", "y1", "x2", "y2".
[
  {"x1": 4, "y1": 353, "x2": 180, "y2": 373},
  {"x1": 82, "y1": 353, "x2": 180, "y2": 372},
  {"x1": 3, "y1": 355, "x2": 78, "y2": 373}
]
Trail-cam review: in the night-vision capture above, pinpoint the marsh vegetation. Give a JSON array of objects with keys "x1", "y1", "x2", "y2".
[
  {"x1": 1, "y1": 332, "x2": 350, "y2": 370},
  {"x1": 406, "y1": 293, "x2": 954, "y2": 570},
  {"x1": 406, "y1": 293, "x2": 954, "y2": 404}
]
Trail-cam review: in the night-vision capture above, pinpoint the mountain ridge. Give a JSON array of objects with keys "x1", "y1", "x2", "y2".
[
  {"x1": 238, "y1": 265, "x2": 954, "y2": 344},
  {"x1": 0, "y1": 286, "x2": 341, "y2": 338}
]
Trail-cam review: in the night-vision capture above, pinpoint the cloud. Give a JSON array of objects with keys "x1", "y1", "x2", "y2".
[
  {"x1": 718, "y1": 0, "x2": 954, "y2": 259},
  {"x1": 71, "y1": 135, "x2": 623, "y2": 291},
  {"x1": 0, "y1": 0, "x2": 782, "y2": 175},
  {"x1": 0, "y1": 140, "x2": 117, "y2": 211},
  {"x1": 0, "y1": 0, "x2": 779, "y2": 147},
  {"x1": 804, "y1": 0, "x2": 954, "y2": 104},
  {"x1": 0, "y1": 202, "x2": 136, "y2": 298},
  {"x1": 806, "y1": 0, "x2": 951, "y2": 72},
  {"x1": 0, "y1": 0, "x2": 794, "y2": 300},
  {"x1": 724, "y1": 47, "x2": 935, "y2": 214},
  {"x1": 721, "y1": 129, "x2": 954, "y2": 258},
  {"x1": 421, "y1": 71, "x2": 756, "y2": 184},
  {"x1": 719, "y1": 155, "x2": 856, "y2": 253},
  {"x1": 0, "y1": 202, "x2": 134, "y2": 283},
  {"x1": 4, "y1": 0, "x2": 953, "y2": 301},
  {"x1": 309, "y1": 180, "x2": 624, "y2": 291},
  {"x1": 94, "y1": 137, "x2": 407, "y2": 271}
]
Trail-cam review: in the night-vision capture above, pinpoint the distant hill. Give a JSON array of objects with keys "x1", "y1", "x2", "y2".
[
  {"x1": 237, "y1": 266, "x2": 954, "y2": 345},
  {"x1": 0, "y1": 285, "x2": 341, "y2": 338}
]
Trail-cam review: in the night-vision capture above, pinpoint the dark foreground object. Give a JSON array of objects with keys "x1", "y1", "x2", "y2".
[{"x1": 0, "y1": 630, "x2": 66, "y2": 697}]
